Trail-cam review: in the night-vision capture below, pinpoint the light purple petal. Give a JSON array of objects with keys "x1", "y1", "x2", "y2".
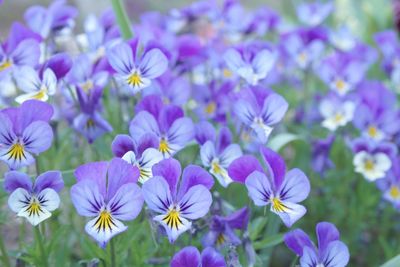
[
  {"x1": 74, "y1": 161, "x2": 108, "y2": 198},
  {"x1": 106, "y1": 158, "x2": 140, "y2": 200},
  {"x1": 224, "y1": 49, "x2": 245, "y2": 72},
  {"x1": 142, "y1": 176, "x2": 172, "y2": 213},
  {"x1": 70, "y1": 179, "x2": 104, "y2": 217},
  {"x1": 234, "y1": 100, "x2": 256, "y2": 126},
  {"x1": 106, "y1": 42, "x2": 134, "y2": 74},
  {"x1": 179, "y1": 185, "x2": 212, "y2": 219},
  {"x1": 299, "y1": 246, "x2": 319, "y2": 267},
  {"x1": 272, "y1": 201, "x2": 306, "y2": 228},
  {"x1": 171, "y1": 246, "x2": 201, "y2": 267},
  {"x1": 178, "y1": 165, "x2": 214, "y2": 200},
  {"x1": 20, "y1": 100, "x2": 53, "y2": 131},
  {"x1": 245, "y1": 171, "x2": 272, "y2": 206},
  {"x1": 252, "y1": 49, "x2": 276, "y2": 79},
  {"x1": 22, "y1": 121, "x2": 53, "y2": 154},
  {"x1": 129, "y1": 111, "x2": 160, "y2": 142},
  {"x1": 261, "y1": 94, "x2": 288, "y2": 125},
  {"x1": 228, "y1": 155, "x2": 263, "y2": 184},
  {"x1": 200, "y1": 141, "x2": 216, "y2": 167},
  {"x1": 278, "y1": 168, "x2": 310, "y2": 203},
  {"x1": 152, "y1": 158, "x2": 181, "y2": 197},
  {"x1": 284, "y1": 229, "x2": 314, "y2": 257},
  {"x1": 34, "y1": 171, "x2": 64, "y2": 193},
  {"x1": 135, "y1": 94, "x2": 163, "y2": 119},
  {"x1": 0, "y1": 113, "x2": 16, "y2": 146},
  {"x1": 10, "y1": 39, "x2": 40, "y2": 67},
  {"x1": 158, "y1": 105, "x2": 184, "y2": 133},
  {"x1": 320, "y1": 241, "x2": 350, "y2": 267},
  {"x1": 201, "y1": 247, "x2": 226, "y2": 267},
  {"x1": 167, "y1": 117, "x2": 194, "y2": 148},
  {"x1": 108, "y1": 183, "x2": 143, "y2": 221},
  {"x1": 195, "y1": 121, "x2": 216, "y2": 145},
  {"x1": 219, "y1": 144, "x2": 242, "y2": 167},
  {"x1": 4, "y1": 171, "x2": 32, "y2": 193},
  {"x1": 260, "y1": 147, "x2": 286, "y2": 190},
  {"x1": 139, "y1": 48, "x2": 168, "y2": 79},
  {"x1": 316, "y1": 222, "x2": 340, "y2": 255}
]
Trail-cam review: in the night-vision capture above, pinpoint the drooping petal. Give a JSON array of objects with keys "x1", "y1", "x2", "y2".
[
  {"x1": 284, "y1": 229, "x2": 315, "y2": 257},
  {"x1": 320, "y1": 241, "x2": 350, "y2": 267},
  {"x1": 34, "y1": 170, "x2": 64, "y2": 193},
  {"x1": 74, "y1": 161, "x2": 108, "y2": 198},
  {"x1": 106, "y1": 42, "x2": 134, "y2": 74},
  {"x1": 245, "y1": 171, "x2": 273, "y2": 206},
  {"x1": 228, "y1": 155, "x2": 263, "y2": 184},
  {"x1": 142, "y1": 176, "x2": 173, "y2": 213},
  {"x1": 260, "y1": 147, "x2": 286, "y2": 190},
  {"x1": 278, "y1": 169, "x2": 310, "y2": 203},
  {"x1": 152, "y1": 158, "x2": 181, "y2": 197},
  {"x1": 3, "y1": 171, "x2": 32, "y2": 193},
  {"x1": 200, "y1": 141, "x2": 216, "y2": 167},
  {"x1": 70, "y1": 180, "x2": 104, "y2": 217},
  {"x1": 107, "y1": 183, "x2": 143, "y2": 221},
  {"x1": 178, "y1": 165, "x2": 214, "y2": 200},
  {"x1": 271, "y1": 201, "x2": 306, "y2": 228},
  {"x1": 316, "y1": 222, "x2": 340, "y2": 255},
  {"x1": 106, "y1": 158, "x2": 140, "y2": 200},
  {"x1": 171, "y1": 246, "x2": 201, "y2": 267},
  {"x1": 22, "y1": 121, "x2": 53, "y2": 154},
  {"x1": 139, "y1": 48, "x2": 168, "y2": 79},
  {"x1": 85, "y1": 213, "x2": 127, "y2": 248},
  {"x1": 201, "y1": 247, "x2": 226, "y2": 267},
  {"x1": 261, "y1": 94, "x2": 288, "y2": 125},
  {"x1": 111, "y1": 134, "x2": 135, "y2": 157},
  {"x1": 178, "y1": 185, "x2": 212, "y2": 219}
]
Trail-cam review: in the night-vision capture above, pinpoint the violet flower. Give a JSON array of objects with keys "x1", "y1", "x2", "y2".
[
  {"x1": 311, "y1": 135, "x2": 335, "y2": 176},
  {"x1": 296, "y1": 1, "x2": 333, "y2": 26},
  {"x1": 0, "y1": 100, "x2": 53, "y2": 170},
  {"x1": 284, "y1": 222, "x2": 350, "y2": 267},
  {"x1": 107, "y1": 39, "x2": 168, "y2": 94},
  {"x1": 5, "y1": 170, "x2": 63, "y2": 226},
  {"x1": 70, "y1": 158, "x2": 143, "y2": 248},
  {"x1": 142, "y1": 158, "x2": 213, "y2": 243},
  {"x1": 171, "y1": 246, "x2": 226, "y2": 267},
  {"x1": 377, "y1": 157, "x2": 400, "y2": 209},
  {"x1": 228, "y1": 147, "x2": 310, "y2": 227}
]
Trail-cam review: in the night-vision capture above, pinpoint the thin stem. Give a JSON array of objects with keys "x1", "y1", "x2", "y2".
[
  {"x1": 264, "y1": 215, "x2": 281, "y2": 267},
  {"x1": 110, "y1": 239, "x2": 116, "y2": 267},
  {"x1": 0, "y1": 230, "x2": 11, "y2": 267},
  {"x1": 34, "y1": 226, "x2": 48, "y2": 267},
  {"x1": 111, "y1": 0, "x2": 133, "y2": 40}
]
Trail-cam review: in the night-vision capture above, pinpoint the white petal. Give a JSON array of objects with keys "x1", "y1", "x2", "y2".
[
  {"x1": 85, "y1": 213, "x2": 127, "y2": 248},
  {"x1": 8, "y1": 188, "x2": 31, "y2": 213},
  {"x1": 154, "y1": 212, "x2": 192, "y2": 243},
  {"x1": 37, "y1": 188, "x2": 60, "y2": 212},
  {"x1": 121, "y1": 151, "x2": 137, "y2": 164}
]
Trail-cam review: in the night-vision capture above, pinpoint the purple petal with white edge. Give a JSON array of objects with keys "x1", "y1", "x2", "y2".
[
  {"x1": 137, "y1": 132, "x2": 159, "y2": 156},
  {"x1": 261, "y1": 94, "x2": 288, "y2": 125},
  {"x1": 129, "y1": 111, "x2": 160, "y2": 142},
  {"x1": 111, "y1": 134, "x2": 135, "y2": 157},
  {"x1": 74, "y1": 161, "x2": 108, "y2": 198},
  {"x1": 106, "y1": 42, "x2": 134, "y2": 74},
  {"x1": 85, "y1": 214, "x2": 127, "y2": 248},
  {"x1": 216, "y1": 127, "x2": 232, "y2": 153},
  {"x1": 106, "y1": 158, "x2": 140, "y2": 200},
  {"x1": 316, "y1": 222, "x2": 340, "y2": 255},
  {"x1": 224, "y1": 48, "x2": 245, "y2": 73},
  {"x1": 34, "y1": 171, "x2": 64, "y2": 193},
  {"x1": 4, "y1": 171, "x2": 32, "y2": 193},
  {"x1": 171, "y1": 246, "x2": 201, "y2": 267},
  {"x1": 219, "y1": 144, "x2": 242, "y2": 167},
  {"x1": 201, "y1": 247, "x2": 226, "y2": 267},
  {"x1": 20, "y1": 100, "x2": 53, "y2": 131},
  {"x1": 154, "y1": 212, "x2": 192, "y2": 243},
  {"x1": 200, "y1": 141, "x2": 216, "y2": 167},
  {"x1": 158, "y1": 105, "x2": 184, "y2": 133},
  {"x1": 320, "y1": 240, "x2": 350, "y2": 267},
  {"x1": 139, "y1": 48, "x2": 168, "y2": 79},
  {"x1": 228, "y1": 155, "x2": 263, "y2": 184},
  {"x1": 142, "y1": 176, "x2": 173, "y2": 213},
  {"x1": 167, "y1": 117, "x2": 194, "y2": 148},
  {"x1": 178, "y1": 165, "x2": 214, "y2": 200},
  {"x1": 260, "y1": 147, "x2": 286, "y2": 190},
  {"x1": 10, "y1": 39, "x2": 40, "y2": 67},
  {"x1": 271, "y1": 201, "x2": 306, "y2": 228},
  {"x1": 284, "y1": 229, "x2": 315, "y2": 257},
  {"x1": 234, "y1": 99, "x2": 257, "y2": 126},
  {"x1": 22, "y1": 121, "x2": 53, "y2": 154},
  {"x1": 278, "y1": 168, "x2": 310, "y2": 203},
  {"x1": 70, "y1": 180, "x2": 104, "y2": 217},
  {"x1": 179, "y1": 185, "x2": 212, "y2": 219},
  {"x1": 300, "y1": 246, "x2": 319, "y2": 267},
  {"x1": 225, "y1": 207, "x2": 250, "y2": 230},
  {"x1": 15, "y1": 66, "x2": 40, "y2": 93},
  {"x1": 152, "y1": 158, "x2": 181, "y2": 197},
  {"x1": 108, "y1": 183, "x2": 143, "y2": 221},
  {"x1": 0, "y1": 113, "x2": 16, "y2": 146},
  {"x1": 195, "y1": 121, "x2": 216, "y2": 145},
  {"x1": 245, "y1": 171, "x2": 273, "y2": 206}
]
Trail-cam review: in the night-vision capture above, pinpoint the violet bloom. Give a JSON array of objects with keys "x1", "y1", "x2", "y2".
[
  {"x1": 111, "y1": 133, "x2": 163, "y2": 183},
  {"x1": 15, "y1": 67, "x2": 57, "y2": 103},
  {"x1": 171, "y1": 246, "x2": 226, "y2": 267},
  {"x1": 130, "y1": 95, "x2": 194, "y2": 157},
  {"x1": 234, "y1": 87, "x2": 288, "y2": 144},
  {"x1": 374, "y1": 30, "x2": 400, "y2": 80},
  {"x1": 73, "y1": 87, "x2": 112, "y2": 143},
  {"x1": 285, "y1": 222, "x2": 350, "y2": 267},
  {"x1": 312, "y1": 135, "x2": 335, "y2": 176},
  {"x1": 296, "y1": 2, "x2": 333, "y2": 26},
  {"x1": 200, "y1": 126, "x2": 242, "y2": 187},
  {"x1": 41, "y1": 52, "x2": 73, "y2": 80},
  {"x1": 223, "y1": 47, "x2": 276, "y2": 86},
  {"x1": 319, "y1": 95, "x2": 355, "y2": 131},
  {"x1": 0, "y1": 100, "x2": 53, "y2": 170},
  {"x1": 70, "y1": 158, "x2": 143, "y2": 248},
  {"x1": 4, "y1": 170, "x2": 63, "y2": 226},
  {"x1": 107, "y1": 39, "x2": 168, "y2": 94},
  {"x1": 351, "y1": 138, "x2": 396, "y2": 182},
  {"x1": 377, "y1": 158, "x2": 400, "y2": 209},
  {"x1": 228, "y1": 147, "x2": 310, "y2": 227},
  {"x1": 203, "y1": 207, "x2": 249, "y2": 247},
  {"x1": 142, "y1": 158, "x2": 213, "y2": 243}
]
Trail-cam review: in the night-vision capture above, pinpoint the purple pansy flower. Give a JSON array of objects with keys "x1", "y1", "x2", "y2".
[
  {"x1": 229, "y1": 147, "x2": 310, "y2": 227},
  {"x1": 377, "y1": 157, "x2": 400, "y2": 209},
  {"x1": 142, "y1": 158, "x2": 213, "y2": 243},
  {"x1": 234, "y1": 87, "x2": 288, "y2": 144},
  {"x1": 15, "y1": 67, "x2": 57, "y2": 103},
  {"x1": 70, "y1": 158, "x2": 143, "y2": 248},
  {"x1": 171, "y1": 246, "x2": 226, "y2": 267},
  {"x1": 311, "y1": 135, "x2": 335, "y2": 176},
  {"x1": 351, "y1": 138, "x2": 396, "y2": 182},
  {"x1": 129, "y1": 95, "x2": 194, "y2": 157},
  {"x1": 107, "y1": 39, "x2": 168, "y2": 94},
  {"x1": 202, "y1": 207, "x2": 249, "y2": 247},
  {"x1": 41, "y1": 52, "x2": 73, "y2": 80},
  {"x1": 0, "y1": 100, "x2": 53, "y2": 170},
  {"x1": 4, "y1": 170, "x2": 63, "y2": 226},
  {"x1": 296, "y1": 1, "x2": 333, "y2": 26},
  {"x1": 284, "y1": 222, "x2": 350, "y2": 267},
  {"x1": 111, "y1": 133, "x2": 163, "y2": 183},
  {"x1": 200, "y1": 125, "x2": 242, "y2": 187}
]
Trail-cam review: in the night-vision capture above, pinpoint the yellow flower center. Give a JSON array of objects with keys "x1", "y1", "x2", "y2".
[
  {"x1": 222, "y1": 68, "x2": 232, "y2": 78},
  {"x1": 159, "y1": 138, "x2": 171, "y2": 155},
  {"x1": 298, "y1": 52, "x2": 308, "y2": 63},
  {"x1": 86, "y1": 119, "x2": 95, "y2": 129},
  {"x1": 205, "y1": 101, "x2": 216, "y2": 114},
  {"x1": 33, "y1": 89, "x2": 47, "y2": 100},
  {"x1": 94, "y1": 210, "x2": 115, "y2": 232},
  {"x1": 7, "y1": 143, "x2": 26, "y2": 161},
  {"x1": 364, "y1": 160, "x2": 375, "y2": 171},
  {"x1": 0, "y1": 60, "x2": 12, "y2": 71},
  {"x1": 163, "y1": 209, "x2": 182, "y2": 230},
  {"x1": 390, "y1": 186, "x2": 400, "y2": 199},
  {"x1": 212, "y1": 161, "x2": 223, "y2": 174},
  {"x1": 334, "y1": 113, "x2": 344, "y2": 123},
  {"x1": 368, "y1": 126, "x2": 378, "y2": 138},
  {"x1": 127, "y1": 72, "x2": 142, "y2": 87},
  {"x1": 271, "y1": 197, "x2": 289, "y2": 213},
  {"x1": 82, "y1": 80, "x2": 94, "y2": 92},
  {"x1": 26, "y1": 198, "x2": 42, "y2": 216},
  {"x1": 216, "y1": 233, "x2": 226, "y2": 245},
  {"x1": 335, "y1": 79, "x2": 346, "y2": 92}
]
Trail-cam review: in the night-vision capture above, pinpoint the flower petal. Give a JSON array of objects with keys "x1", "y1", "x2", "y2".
[
  {"x1": 284, "y1": 229, "x2": 314, "y2": 257},
  {"x1": 278, "y1": 168, "x2": 310, "y2": 203},
  {"x1": 20, "y1": 100, "x2": 53, "y2": 130},
  {"x1": 228, "y1": 155, "x2": 263, "y2": 184},
  {"x1": 74, "y1": 161, "x2": 108, "y2": 198},
  {"x1": 261, "y1": 94, "x2": 288, "y2": 125},
  {"x1": 138, "y1": 148, "x2": 164, "y2": 183},
  {"x1": 4, "y1": 171, "x2": 32, "y2": 193},
  {"x1": 320, "y1": 240, "x2": 350, "y2": 267},
  {"x1": 34, "y1": 170, "x2": 64, "y2": 193},
  {"x1": 271, "y1": 201, "x2": 306, "y2": 228},
  {"x1": 139, "y1": 48, "x2": 168, "y2": 79},
  {"x1": 107, "y1": 183, "x2": 143, "y2": 221},
  {"x1": 171, "y1": 246, "x2": 201, "y2": 267},
  {"x1": 107, "y1": 42, "x2": 134, "y2": 74},
  {"x1": 142, "y1": 176, "x2": 173, "y2": 213},
  {"x1": 15, "y1": 66, "x2": 40, "y2": 93},
  {"x1": 111, "y1": 134, "x2": 135, "y2": 157},
  {"x1": 178, "y1": 185, "x2": 212, "y2": 220},
  {"x1": 245, "y1": 171, "x2": 273, "y2": 206},
  {"x1": 0, "y1": 112, "x2": 16, "y2": 146},
  {"x1": 299, "y1": 246, "x2": 319, "y2": 267},
  {"x1": 260, "y1": 147, "x2": 286, "y2": 190},
  {"x1": 200, "y1": 141, "x2": 216, "y2": 167},
  {"x1": 22, "y1": 121, "x2": 53, "y2": 154},
  {"x1": 70, "y1": 180, "x2": 104, "y2": 217},
  {"x1": 106, "y1": 158, "x2": 140, "y2": 200},
  {"x1": 152, "y1": 158, "x2": 181, "y2": 196},
  {"x1": 201, "y1": 247, "x2": 226, "y2": 267},
  {"x1": 316, "y1": 222, "x2": 340, "y2": 255},
  {"x1": 178, "y1": 165, "x2": 214, "y2": 200},
  {"x1": 129, "y1": 111, "x2": 160, "y2": 143},
  {"x1": 154, "y1": 212, "x2": 191, "y2": 243},
  {"x1": 36, "y1": 188, "x2": 60, "y2": 212},
  {"x1": 85, "y1": 214, "x2": 127, "y2": 248},
  {"x1": 219, "y1": 144, "x2": 242, "y2": 167}
]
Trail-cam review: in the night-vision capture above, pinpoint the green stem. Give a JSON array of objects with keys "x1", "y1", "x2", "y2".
[
  {"x1": 264, "y1": 215, "x2": 281, "y2": 267},
  {"x1": 111, "y1": 0, "x2": 133, "y2": 40},
  {"x1": 0, "y1": 230, "x2": 11, "y2": 267},
  {"x1": 34, "y1": 226, "x2": 48, "y2": 267},
  {"x1": 110, "y1": 239, "x2": 116, "y2": 267}
]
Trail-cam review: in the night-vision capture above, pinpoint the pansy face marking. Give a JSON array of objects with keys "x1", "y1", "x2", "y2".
[
  {"x1": 126, "y1": 71, "x2": 143, "y2": 88},
  {"x1": 5, "y1": 142, "x2": 26, "y2": 162},
  {"x1": 159, "y1": 137, "x2": 172, "y2": 156},
  {"x1": 353, "y1": 151, "x2": 392, "y2": 181},
  {"x1": 0, "y1": 59, "x2": 12, "y2": 71},
  {"x1": 93, "y1": 209, "x2": 116, "y2": 233},
  {"x1": 163, "y1": 207, "x2": 183, "y2": 230}
]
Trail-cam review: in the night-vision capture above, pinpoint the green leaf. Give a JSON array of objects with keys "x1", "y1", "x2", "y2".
[
  {"x1": 268, "y1": 133, "x2": 301, "y2": 151},
  {"x1": 253, "y1": 233, "x2": 284, "y2": 250},
  {"x1": 111, "y1": 0, "x2": 133, "y2": 40},
  {"x1": 380, "y1": 255, "x2": 400, "y2": 267},
  {"x1": 249, "y1": 217, "x2": 268, "y2": 241}
]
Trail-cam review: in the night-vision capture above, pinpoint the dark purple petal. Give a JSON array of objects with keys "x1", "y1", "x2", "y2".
[
  {"x1": 216, "y1": 127, "x2": 232, "y2": 153},
  {"x1": 201, "y1": 247, "x2": 226, "y2": 267},
  {"x1": 152, "y1": 158, "x2": 181, "y2": 197},
  {"x1": 4, "y1": 171, "x2": 32, "y2": 193},
  {"x1": 225, "y1": 207, "x2": 250, "y2": 230},
  {"x1": 195, "y1": 121, "x2": 216, "y2": 145},
  {"x1": 106, "y1": 158, "x2": 140, "y2": 200},
  {"x1": 111, "y1": 134, "x2": 135, "y2": 157},
  {"x1": 260, "y1": 147, "x2": 286, "y2": 190},
  {"x1": 34, "y1": 170, "x2": 64, "y2": 193},
  {"x1": 135, "y1": 94, "x2": 163, "y2": 119},
  {"x1": 171, "y1": 246, "x2": 201, "y2": 267},
  {"x1": 136, "y1": 133, "x2": 159, "y2": 156},
  {"x1": 42, "y1": 53, "x2": 72, "y2": 79},
  {"x1": 284, "y1": 229, "x2": 314, "y2": 257},
  {"x1": 228, "y1": 155, "x2": 263, "y2": 184},
  {"x1": 158, "y1": 105, "x2": 184, "y2": 133},
  {"x1": 178, "y1": 165, "x2": 214, "y2": 200}
]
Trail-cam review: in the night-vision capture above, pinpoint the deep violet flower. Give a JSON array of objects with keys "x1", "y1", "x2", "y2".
[
  {"x1": 228, "y1": 147, "x2": 310, "y2": 227},
  {"x1": 70, "y1": 158, "x2": 143, "y2": 248},
  {"x1": 0, "y1": 100, "x2": 53, "y2": 170},
  {"x1": 142, "y1": 158, "x2": 213, "y2": 243},
  {"x1": 284, "y1": 222, "x2": 350, "y2": 267},
  {"x1": 171, "y1": 246, "x2": 226, "y2": 267},
  {"x1": 311, "y1": 135, "x2": 335, "y2": 176},
  {"x1": 107, "y1": 39, "x2": 168, "y2": 94},
  {"x1": 5, "y1": 170, "x2": 63, "y2": 226}
]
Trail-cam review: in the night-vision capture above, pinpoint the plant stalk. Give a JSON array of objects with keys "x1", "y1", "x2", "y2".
[
  {"x1": 34, "y1": 226, "x2": 48, "y2": 267},
  {"x1": 111, "y1": 0, "x2": 133, "y2": 40}
]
